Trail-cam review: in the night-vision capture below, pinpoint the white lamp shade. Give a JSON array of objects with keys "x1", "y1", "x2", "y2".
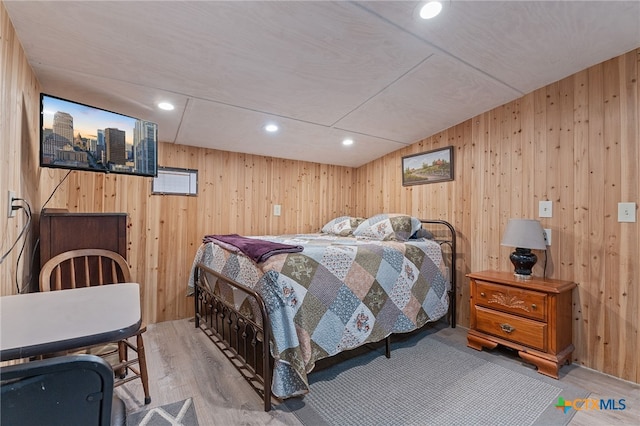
[{"x1": 501, "y1": 219, "x2": 547, "y2": 250}]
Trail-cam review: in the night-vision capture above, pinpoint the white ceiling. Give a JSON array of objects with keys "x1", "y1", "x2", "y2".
[{"x1": 5, "y1": 1, "x2": 640, "y2": 167}]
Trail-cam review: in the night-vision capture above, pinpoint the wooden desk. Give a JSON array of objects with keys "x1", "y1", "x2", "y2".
[{"x1": 0, "y1": 283, "x2": 141, "y2": 361}]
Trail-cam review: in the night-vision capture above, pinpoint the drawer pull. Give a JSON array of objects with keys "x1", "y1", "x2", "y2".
[
  {"x1": 500, "y1": 323, "x2": 516, "y2": 334},
  {"x1": 480, "y1": 292, "x2": 486, "y2": 297},
  {"x1": 531, "y1": 304, "x2": 537, "y2": 310}
]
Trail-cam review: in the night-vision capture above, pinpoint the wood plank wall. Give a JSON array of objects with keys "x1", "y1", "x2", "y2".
[
  {"x1": 0, "y1": 3, "x2": 40, "y2": 296},
  {"x1": 2, "y1": 2, "x2": 638, "y2": 383},
  {"x1": 34, "y1": 149, "x2": 356, "y2": 323},
  {"x1": 354, "y1": 49, "x2": 640, "y2": 384}
]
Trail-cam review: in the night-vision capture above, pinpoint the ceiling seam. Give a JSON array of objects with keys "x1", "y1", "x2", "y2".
[
  {"x1": 351, "y1": 0, "x2": 525, "y2": 96},
  {"x1": 329, "y1": 53, "x2": 436, "y2": 128}
]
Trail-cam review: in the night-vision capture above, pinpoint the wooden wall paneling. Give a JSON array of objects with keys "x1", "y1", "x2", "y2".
[
  {"x1": 488, "y1": 107, "x2": 502, "y2": 271},
  {"x1": 520, "y1": 93, "x2": 536, "y2": 217},
  {"x1": 334, "y1": 164, "x2": 352, "y2": 222},
  {"x1": 160, "y1": 146, "x2": 197, "y2": 322},
  {"x1": 1, "y1": 3, "x2": 40, "y2": 296},
  {"x1": 619, "y1": 50, "x2": 639, "y2": 383},
  {"x1": 367, "y1": 155, "x2": 382, "y2": 216},
  {"x1": 1, "y1": 3, "x2": 21, "y2": 296},
  {"x1": 469, "y1": 113, "x2": 488, "y2": 273},
  {"x1": 274, "y1": 159, "x2": 287, "y2": 235},
  {"x1": 128, "y1": 176, "x2": 151, "y2": 318},
  {"x1": 508, "y1": 100, "x2": 524, "y2": 266},
  {"x1": 558, "y1": 76, "x2": 576, "y2": 282},
  {"x1": 453, "y1": 122, "x2": 472, "y2": 326},
  {"x1": 311, "y1": 163, "x2": 323, "y2": 227},
  {"x1": 572, "y1": 68, "x2": 590, "y2": 369},
  {"x1": 621, "y1": 49, "x2": 640, "y2": 383},
  {"x1": 436, "y1": 135, "x2": 451, "y2": 220},
  {"x1": 143, "y1": 178, "x2": 162, "y2": 324},
  {"x1": 315, "y1": 164, "x2": 323, "y2": 227},
  {"x1": 198, "y1": 149, "x2": 212, "y2": 231},
  {"x1": 523, "y1": 92, "x2": 539, "y2": 234},
  {"x1": 498, "y1": 102, "x2": 517, "y2": 273},
  {"x1": 285, "y1": 160, "x2": 297, "y2": 230},
  {"x1": 586, "y1": 61, "x2": 606, "y2": 374},
  {"x1": 311, "y1": 163, "x2": 321, "y2": 228},
  {"x1": 242, "y1": 155, "x2": 256, "y2": 231},
  {"x1": 532, "y1": 88, "x2": 549, "y2": 277},
  {"x1": 602, "y1": 57, "x2": 622, "y2": 379},
  {"x1": 228, "y1": 152, "x2": 241, "y2": 233},
  {"x1": 268, "y1": 157, "x2": 280, "y2": 234},
  {"x1": 305, "y1": 163, "x2": 316, "y2": 228},
  {"x1": 254, "y1": 156, "x2": 269, "y2": 233},
  {"x1": 543, "y1": 82, "x2": 561, "y2": 278}
]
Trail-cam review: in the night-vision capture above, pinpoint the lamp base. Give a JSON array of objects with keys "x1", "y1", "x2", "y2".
[
  {"x1": 513, "y1": 273, "x2": 533, "y2": 280},
  {"x1": 510, "y1": 247, "x2": 537, "y2": 278}
]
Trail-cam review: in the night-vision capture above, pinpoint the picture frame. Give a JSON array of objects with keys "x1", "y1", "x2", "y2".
[{"x1": 402, "y1": 146, "x2": 454, "y2": 186}]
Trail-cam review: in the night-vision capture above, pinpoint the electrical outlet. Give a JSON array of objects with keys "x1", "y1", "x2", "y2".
[
  {"x1": 618, "y1": 202, "x2": 636, "y2": 223},
  {"x1": 273, "y1": 204, "x2": 281, "y2": 216},
  {"x1": 543, "y1": 228, "x2": 552, "y2": 246},
  {"x1": 539, "y1": 200, "x2": 552, "y2": 218},
  {"x1": 7, "y1": 190, "x2": 16, "y2": 218}
]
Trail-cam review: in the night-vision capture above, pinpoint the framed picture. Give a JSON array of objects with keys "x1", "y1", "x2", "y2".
[{"x1": 402, "y1": 146, "x2": 454, "y2": 186}]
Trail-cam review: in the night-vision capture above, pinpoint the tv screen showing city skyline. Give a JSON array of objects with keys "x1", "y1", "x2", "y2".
[{"x1": 40, "y1": 93, "x2": 158, "y2": 177}]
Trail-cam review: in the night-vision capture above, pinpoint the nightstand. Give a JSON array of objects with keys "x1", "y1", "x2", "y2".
[{"x1": 466, "y1": 270, "x2": 576, "y2": 379}]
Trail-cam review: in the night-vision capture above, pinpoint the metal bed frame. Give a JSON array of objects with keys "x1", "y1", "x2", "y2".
[{"x1": 193, "y1": 219, "x2": 456, "y2": 411}]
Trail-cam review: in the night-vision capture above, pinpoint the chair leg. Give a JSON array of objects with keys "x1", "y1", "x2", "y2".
[
  {"x1": 385, "y1": 336, "x2": 391, "y2": 358},
  {"x1": 136, "y1": 332, "x2": 152, "y2": 404},
  {"x1": 117, "y1": 341, "x2": 127, "y2": 379}
]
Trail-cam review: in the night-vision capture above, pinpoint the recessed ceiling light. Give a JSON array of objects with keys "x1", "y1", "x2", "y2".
[
  {"x1": 158, "y1": 102, "x2": 174, "y2": 111},
  {"x1": 265, "y1": 124, "x2": 279, "y2": 133},
  {"x1": 342, "y1": 138, "x2": 354, "y2": 146},
  {"x1": 419, "y1": 1, "x2": 442, "y2": 19}
]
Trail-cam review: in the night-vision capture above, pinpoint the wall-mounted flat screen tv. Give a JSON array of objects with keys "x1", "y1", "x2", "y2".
[{"x1": 40, "y1": 93, "x2": 158, "y2": 177}]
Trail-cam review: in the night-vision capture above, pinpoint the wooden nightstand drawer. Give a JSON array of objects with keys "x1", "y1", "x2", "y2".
[
  {"x1": 467, "y1": 270, "x2": 576, "y2": 379},
  {"x1": 475, "y1": 280, "x2": 547, "y2": 321},
  {"x1": 475, "y1": 306, "x2": 546, "y2": 351}
]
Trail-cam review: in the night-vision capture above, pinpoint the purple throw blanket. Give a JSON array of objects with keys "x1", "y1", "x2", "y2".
[{"x1": 203, "y1": 234, "x2": 303, "y2": 263}]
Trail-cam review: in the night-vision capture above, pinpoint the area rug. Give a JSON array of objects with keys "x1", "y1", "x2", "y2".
[
  {"x1": 128, "y1": 398, "x2": 199, "y2": 426},
  {"x1": 281, "y1": 328, "x2": 589, "y2": 426}
]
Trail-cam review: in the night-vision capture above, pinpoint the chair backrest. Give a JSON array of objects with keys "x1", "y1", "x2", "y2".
[
  {"x1": 40, "y1": 249, "x2": 131, "y2": 292},
  {"x1": 1, "y1": 354, "x2": 115, "y2": 426}
]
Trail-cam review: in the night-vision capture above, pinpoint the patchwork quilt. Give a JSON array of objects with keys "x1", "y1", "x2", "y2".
[{"x1": 189, "y1": 233, "x2": 450, "y2": 398}]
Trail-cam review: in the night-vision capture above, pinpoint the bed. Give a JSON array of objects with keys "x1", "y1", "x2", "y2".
[{"x1": 189, "y1": 214, "x2": 456, "y2": 411}]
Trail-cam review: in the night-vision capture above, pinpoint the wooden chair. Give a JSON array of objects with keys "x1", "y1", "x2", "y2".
[{"x1": 39, "y1": 248, "x2": 151, "y2": 404}]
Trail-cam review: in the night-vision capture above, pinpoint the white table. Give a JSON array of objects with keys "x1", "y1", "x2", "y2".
[{"x1": 0, "y1": 283, "x2": 141, "y2": 361}]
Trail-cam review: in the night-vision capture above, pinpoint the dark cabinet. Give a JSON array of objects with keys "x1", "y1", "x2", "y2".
[{"x1": 40, "y1": 209, "x2": 128, "y2": 268}]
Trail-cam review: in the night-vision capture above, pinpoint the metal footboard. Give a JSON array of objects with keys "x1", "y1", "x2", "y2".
[
  {"x1": 193, "y1": 263, "x2": 272, "y2": 411},
  {"x1": 420, "y1": 219, "x2": 457, "y2": 328}
]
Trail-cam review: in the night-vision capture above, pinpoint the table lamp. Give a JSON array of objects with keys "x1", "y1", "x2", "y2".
[{"x1": 501, "y1": 218, "x2": 547, "y2": 279}]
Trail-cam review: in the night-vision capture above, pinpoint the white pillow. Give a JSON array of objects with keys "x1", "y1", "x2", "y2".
[
  {"x1": 353, "y1": 214, "x2": 422, "y2": 241},
  {"x1": 321, "y1": 216, "x2": 366, "y2": 236}
]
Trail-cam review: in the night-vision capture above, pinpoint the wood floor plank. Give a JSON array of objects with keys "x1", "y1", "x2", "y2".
[{"x1": 116, "y1": 319, "x2": 640, "y2": 425}]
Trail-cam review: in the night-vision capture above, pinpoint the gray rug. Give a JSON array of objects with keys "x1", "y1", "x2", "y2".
[
  {"x1": 281, "y1": 327, "x2": 588, "y2": 426},
  {"x1": 128, "y1": 398, "x2": 198, "y2": 426}
]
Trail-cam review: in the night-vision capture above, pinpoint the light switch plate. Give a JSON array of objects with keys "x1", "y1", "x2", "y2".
[
  {"x1": 539, "y1": 200, "x2": 552, "y2": 218},
  {"x1": 618, "y1": 202, "x2": 636, "y2": 222},
  {"x1": 273, "y1": 204, "x2": 281, "y2": 216}
]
